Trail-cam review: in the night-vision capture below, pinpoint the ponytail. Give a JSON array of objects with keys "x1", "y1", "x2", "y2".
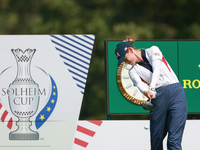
[
  {"x1": 123, "y1": 36, "x2": 138, "y2": 50},
  {"x1": 123, "y1": 36, "x2": 135, "y2": 44}
]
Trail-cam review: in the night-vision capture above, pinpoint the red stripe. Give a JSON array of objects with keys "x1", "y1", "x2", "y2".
[
  {"x1": 162, "y1": 56, "x2": 171, "y2": 72},
  {"x1": 77, "y1": 125, "x2": 95, "y2": 137},
  {"x1": 74, "y1": 138, "x2": 88, "y2": 148},
  {"x1": 1, "y1": 110, "x2": 8, "y2": 122},
  {"x1": 140, "y1": 77, "x2": 149, "y2": 85},
  {"x1": 0, "y1": 103, "x2": 2, "y2": 109},
  {"x1": 88, "y1": 120, "x2": 103, "y2": 126},
  {"x1": 7, "y1": 117, "x2": 13, "y2": 129}
]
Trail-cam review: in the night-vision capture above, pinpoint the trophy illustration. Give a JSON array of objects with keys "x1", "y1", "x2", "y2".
[{"x1": 8, "y1": 48, "x2": 39, "y2": 140}]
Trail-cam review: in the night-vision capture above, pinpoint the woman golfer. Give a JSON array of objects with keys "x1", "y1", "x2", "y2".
[{"x1": 115, "y1": 37, "x2": 187, "y2": 150}]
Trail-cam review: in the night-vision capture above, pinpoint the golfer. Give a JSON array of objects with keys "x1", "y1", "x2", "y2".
[{"x1": 115, "y1": 37, "x2": 187, "y2": 150}]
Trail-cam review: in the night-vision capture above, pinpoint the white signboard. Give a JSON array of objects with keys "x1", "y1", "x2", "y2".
[
  {"x1": 72, "y1": 120, "x2": 200, "y2": 150},
  {"x1": 0, "y1": 35, "x2": 95, "y2": 150}
]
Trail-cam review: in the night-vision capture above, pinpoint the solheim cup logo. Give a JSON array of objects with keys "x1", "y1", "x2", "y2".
[
  {"x1": 8, "y1": 49, "x2": 39, "y2": 140},
  {"x1": 0, "y1": 48, "x2": 58, "y2": 140}
]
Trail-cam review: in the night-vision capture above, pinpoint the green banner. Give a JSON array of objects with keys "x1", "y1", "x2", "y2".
[{"x1": 105, "y1": 40, "x2": 200, "y2": 114}]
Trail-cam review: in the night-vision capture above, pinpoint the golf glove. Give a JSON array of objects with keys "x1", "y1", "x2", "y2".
[{"x1": 149, "y1": 86, "x2": 157, "y2": 96}]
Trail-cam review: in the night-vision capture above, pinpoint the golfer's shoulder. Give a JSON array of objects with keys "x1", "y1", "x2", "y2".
[
  {"x1": 146, "y1": 46, "x2": 162, "y2": 60},
  {"x1": 146, "y1": 45, "x2": 161, "y2": 53},
  {"x1": 129, "y1": 65, "x2": 137, "y2": 74}
]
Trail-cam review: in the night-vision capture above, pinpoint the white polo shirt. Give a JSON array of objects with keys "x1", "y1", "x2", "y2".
[{"x1": 129, "y1": 46, "x2": 179, "y2": 92}]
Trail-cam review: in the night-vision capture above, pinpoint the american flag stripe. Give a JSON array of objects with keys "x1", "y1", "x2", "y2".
[
  {"x1": 0, "y1": 102, "x2": 13, "y2": 129},
  {"x1": 77, "y1": 125, "x2": 96, "y2": 137},
  {"x1": 74, "y1": 120, "x2": 103, "y2": 148},
  {"x1": 88, "y1": 120, "x2": 103, "y2": 126},
  {"x1": 7, "y1": 117, "x2": 13, "y2": 129},
  {"x1": 74, "y1": 138, "x2": 89, "y2": 148},
  {"x1": 1, "y1": 110, "x2": 8, "y2": 122}
]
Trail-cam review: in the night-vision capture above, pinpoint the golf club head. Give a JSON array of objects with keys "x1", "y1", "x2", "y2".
[{"x1": 143, "y1": 100, "x2": 155, "y2": 110}]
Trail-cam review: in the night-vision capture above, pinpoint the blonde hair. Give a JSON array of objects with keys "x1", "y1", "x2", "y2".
[
  {"x1": 123, "y1": 36, "x2": 139, "y2": 50},
  {"x1": 123, "y1": 36, "x2": 135, "y2": 44}
]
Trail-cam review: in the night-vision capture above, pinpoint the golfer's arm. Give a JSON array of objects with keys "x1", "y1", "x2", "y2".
[{"x1": 129, "y1": 70, "x2": 148, "y2": 93}]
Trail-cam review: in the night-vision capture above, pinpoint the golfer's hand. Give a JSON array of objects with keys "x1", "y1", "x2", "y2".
[{"x1": 143, "y1": 91, "x2": 156, "y2": 99}]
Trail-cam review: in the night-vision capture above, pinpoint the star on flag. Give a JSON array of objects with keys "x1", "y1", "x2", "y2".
[{"x1": 39, "y1": 115, "x2": 45, "y2": 121}]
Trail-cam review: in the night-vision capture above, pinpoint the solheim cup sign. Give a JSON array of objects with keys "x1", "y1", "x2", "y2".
[{"x1": 0, "y1": 35, "x2": 95, "y2": 150}]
